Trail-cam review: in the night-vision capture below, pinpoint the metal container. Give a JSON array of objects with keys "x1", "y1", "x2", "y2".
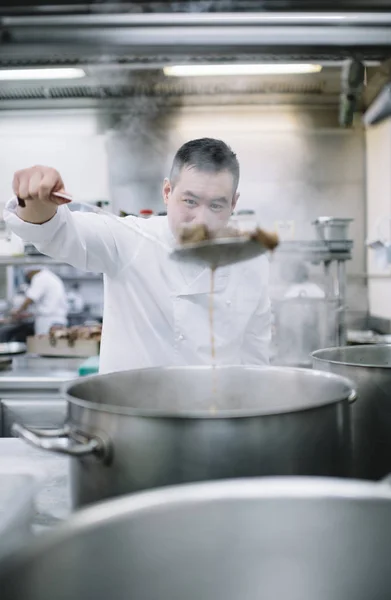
[
  {"x1": 2, "y1": 477, "x2": 391, "y2": 600},
  {"x1": 12, "y1": 366, "x2": 355, "y2": 507},
  {"x1": 312, "y1": 344, "x2": 391, "y2": 480},
  {"x1": 312, "y1": 217, "x2": 353, "y2": 241},
  {"x1": 273, "y1": 298, "x2": 338, "y2": 367},
  {"x1": 0, "y1": 472, "x2": 36, "y2": 560}
]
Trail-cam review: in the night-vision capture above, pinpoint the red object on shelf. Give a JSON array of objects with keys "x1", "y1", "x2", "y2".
[{"x1": 139, "y1": 209, "x2": 154, "y2": 218}]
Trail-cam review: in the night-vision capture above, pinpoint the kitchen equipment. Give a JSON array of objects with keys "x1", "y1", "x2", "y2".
[
  {"x1": 312, "y1": 344, "x2": 391, "y2": 480},
  {"x1": 2, "y1": 476, "x2": 391, "y2": 600},
  {"x1": 0, "y1": 342, "x2": 26, "y2": 356},
  {"x1": 0, "y1": 357, "x2": 13, "y2": 371},
  {"x1": 273, "y1": 298, "x2": 337, "y2": 367},
  {"x1": 17, "y1": 193, "x2": 271, "y2": 268},
  {"x1": 12, "y1": 365, "x2": 355, "y2": 508},
  {"x1": 171, "y1": 236, "x2": 270, "y2": 268},
  {"x1": 312, "y1": 217, "x2": 353, "y2": 242},
  {"x1": 0, "y1": 469, "x2": 38, "y2": 559}
]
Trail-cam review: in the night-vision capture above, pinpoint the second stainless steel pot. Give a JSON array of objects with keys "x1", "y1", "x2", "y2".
[
  {"x1": 12, "y1": 366, "x2": 355, "y2": 507},
  {"x1": 313, "y1": 344, "x2": 391, "y2": 480}
]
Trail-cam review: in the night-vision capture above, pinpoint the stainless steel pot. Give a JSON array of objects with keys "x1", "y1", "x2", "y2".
[
  {"x1": 312, "y1": 344, "x2": 391, "y2": 480},
  {"x1": 312, "y1": 217, "x2": 353, "y2": 241},
  {"x1": 12, "y1": 366, "x2": 356, "y2": 507},
  {"x1": 1, "y1": 477, "x2": 391, "y2": 600}
]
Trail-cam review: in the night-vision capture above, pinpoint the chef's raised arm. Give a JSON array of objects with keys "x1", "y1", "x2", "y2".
[{"x1": 4, "y1": 166, "x2": 141, "y2": 277}]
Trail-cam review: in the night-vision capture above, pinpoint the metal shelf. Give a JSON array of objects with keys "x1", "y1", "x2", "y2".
[
  {"x1": 60, "y1": 275, "x2": 102, "y2": 281},
  {"x1": 0, "y1": 255, "x2": 70, "y2": 266},
  {"x1": 275, "y1": 240, "x2": 353, "y2": 263}
]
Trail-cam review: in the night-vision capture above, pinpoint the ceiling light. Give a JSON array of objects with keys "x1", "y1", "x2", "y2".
[
  {"x1": 164, "y1": 64, "x2": 322, "y2": 77},
  {"x1": 0, "y1": 68, "x2": 86, "y2": 81}
]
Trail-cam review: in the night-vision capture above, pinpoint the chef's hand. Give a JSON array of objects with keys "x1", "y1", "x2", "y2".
[{"x1": 13, "y1": 165, "x2": 70, "y2": 224}]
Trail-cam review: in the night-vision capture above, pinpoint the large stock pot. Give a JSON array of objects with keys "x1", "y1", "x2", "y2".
[
  {"x1": 1, "y1": 477, "x2": 391, "y2": 600},
  {"x1": 12, "y1": 365, "x2": 355, "y2": 507},
  {"x1": 313, "y1": 344, "x2": 391, "y2": 480}
]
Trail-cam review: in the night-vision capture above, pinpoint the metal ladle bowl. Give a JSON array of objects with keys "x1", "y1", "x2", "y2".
[{"x1": 170, "y1": 237, "x2": 269, "y2": 269}]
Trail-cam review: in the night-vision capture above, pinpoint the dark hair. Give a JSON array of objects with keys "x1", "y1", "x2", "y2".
[{"x1": 170, "y1": 138, "x2": 240, "y2": 192}]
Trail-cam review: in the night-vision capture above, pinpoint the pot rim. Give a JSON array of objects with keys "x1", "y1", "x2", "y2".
[
  {"x1": 65, "y1": 365, "x2": 355, "y2": 419},
  {"x1": 312, "y1": 344, "x2": 391, "y2": 369},
  {"x1": 1, "y1": 476, "x2": 391, "y2": 581}
]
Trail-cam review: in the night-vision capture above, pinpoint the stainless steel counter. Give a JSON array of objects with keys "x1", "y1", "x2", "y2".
[
  {"x1": 0, "y1": 355, "x2": 83, "y2": 391},
  {"x1": 0, "y1": 355, "x2": 84, "y2": 437},
  {"x1": 0, "y1": 439, "x2": 71, "y2": 533}
]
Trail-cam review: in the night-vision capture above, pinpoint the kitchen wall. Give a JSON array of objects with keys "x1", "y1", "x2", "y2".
[
  {"x1": 0, "y1": 110, "x2": 109, "y2": 305},
  {"x1": 0, "y1": 104, "x2": 367, "y2": 321}
]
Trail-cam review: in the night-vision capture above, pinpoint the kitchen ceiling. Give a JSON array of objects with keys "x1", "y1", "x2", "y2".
[
  {"x1": 2, "y1": 1, "x2": 391, "y2": 15},
  {"x1": 0, "y1": 2, "x2": 390, "y2": 107}
]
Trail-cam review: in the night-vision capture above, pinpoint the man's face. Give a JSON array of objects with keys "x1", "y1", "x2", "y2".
[{"x1": 163, "y1": 166, "x2": 239, "y2": 239}]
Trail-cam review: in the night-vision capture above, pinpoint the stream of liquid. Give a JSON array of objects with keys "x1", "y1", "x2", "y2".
[{"x1": 209, "y1": 267, "x2": 217, "y2": 413}]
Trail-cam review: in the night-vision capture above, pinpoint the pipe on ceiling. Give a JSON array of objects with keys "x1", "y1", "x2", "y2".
[{"x1": 363, "y1": 83, "x2": 391, "y2": 125}]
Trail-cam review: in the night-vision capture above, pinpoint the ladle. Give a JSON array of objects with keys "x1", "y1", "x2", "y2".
[{"x1": 16, "y1": 192, "x2": 271, "y2": 268}]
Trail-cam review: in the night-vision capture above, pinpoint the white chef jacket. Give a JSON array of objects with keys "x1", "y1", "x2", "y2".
[
  {"x1": 25, "y1": 268, "x2": 68, "y2": 335},
  {"x1": 4, "y1": 198, "x2": 271, "y2": 373},
  {"x1": 284, "y1": 282, "x2": 325, "y2": 299}
]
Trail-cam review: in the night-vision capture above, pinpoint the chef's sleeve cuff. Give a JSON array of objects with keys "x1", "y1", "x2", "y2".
[{"x1": 3, "y1": 197, "x2": 67, "y2": 244}]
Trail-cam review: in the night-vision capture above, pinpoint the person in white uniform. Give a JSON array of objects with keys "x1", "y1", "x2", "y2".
[
  {"x1": 12, "y1": 267, "x2": 68, "y2": 335},
  {"x1": 5, "y1": 138, "x2": 271, "y2": 374}
]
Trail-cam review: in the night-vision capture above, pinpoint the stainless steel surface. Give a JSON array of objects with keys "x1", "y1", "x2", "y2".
[
  {"x1": 12, "y1": 423, "x2": 104, "y2": 457},
  {"x1": 0, "y1": 439, "x2": 70, "y2": 532},
  {"x1": 0, "y1": 355, "x2": 82, "y2": 391},
  {"x1": 0, "y1": 358, "x2": 12, "y2": 371},
  {"x1": 0, "y1": 343, "x2": 26, "y2": 356},
  {"x1": 312, "y1": 217, "x2": 353, "y2": 242},
  {"x1": 171, "y1": 237, "x2": 269, "y2": 268},
  {"x1": 337, "y1": 261, "x2": 347, "y2": 345},
  {"x1": 312, "y1": 344, "x2": 391, "y2": 480},
  {"x1": 276, "y1": 240, "x2": 353, "y2": 262},
  {"x1": 7, "y1": 13, "x2": 391, "y2": 26},
  {"x1": 4, "y1": 13, "x2": 391, "y2": 52},
  {"x1": 14, "y1": 366, "x2": 355, "y2": 507},
  {"x1": 1, "y1": 400, "x2": 67, "y2": 437},
  {"x1": 2, "y1": 477, "x2": 391, "y2": 600}
]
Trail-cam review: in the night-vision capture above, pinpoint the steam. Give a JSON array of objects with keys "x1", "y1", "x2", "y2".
[{"x1": 105, "y1": 95, "x2": 174, "y2": 215}]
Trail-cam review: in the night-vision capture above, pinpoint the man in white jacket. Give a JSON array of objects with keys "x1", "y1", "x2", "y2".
[
  {"x1": 4, "y1": 138, "x2": 271, "y2": 374},
  {"x1": 13, "y1": 267, "x2": 67, "y2": 335}
]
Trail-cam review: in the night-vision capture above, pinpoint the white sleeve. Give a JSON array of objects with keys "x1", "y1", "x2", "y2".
[
  {"x1": 3, "y1": 198, "x2": 142, "y2": 277},
  {"x1": 240, "y1": 261, "x2": 271, "y2": 366},
  {"x1": 26, "y1": 276, "x2": 44, "y2": 303}
]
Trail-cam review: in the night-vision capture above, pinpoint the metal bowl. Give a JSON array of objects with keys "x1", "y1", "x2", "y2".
[{"x1": 0, "y1": 343, "x2": 27, "y2": 356}]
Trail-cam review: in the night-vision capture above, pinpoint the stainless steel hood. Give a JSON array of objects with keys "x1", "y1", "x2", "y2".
[
  {"x1": 0, "y1": 6, "x2": 390, "y2": 111},
  {"x1": 1, "y1": 12, "x2": 391, "y2": 63}
]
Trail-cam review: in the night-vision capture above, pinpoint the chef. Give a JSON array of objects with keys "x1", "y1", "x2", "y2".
[
  {"x1": 12, "y1": 267, "x2": 68, "y2": 335},
  {"x1": 4, "y1": 138, "x2": 270, "y2": 374}
]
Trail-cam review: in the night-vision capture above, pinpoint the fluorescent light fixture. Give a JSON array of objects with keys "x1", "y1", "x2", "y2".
[
  {"x1": 164, "y1": 64, "x2": 323, "y2": 77},
  {"x1": 0, "y1": 68, "x2": 86, "y2": 81}
]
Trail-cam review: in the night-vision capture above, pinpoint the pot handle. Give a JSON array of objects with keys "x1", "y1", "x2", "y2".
[
  {"x1": 348, "y1": 390, "x2": 358, "y2": 404},
  {"x1": 11, "y1": 422, "x2": 108, "y2": 459}
]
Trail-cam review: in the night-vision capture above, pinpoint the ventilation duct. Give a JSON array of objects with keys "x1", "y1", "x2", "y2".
[
  {"x1": 363, "y1": 82, "x2": 391, "y2": 125},
  {"x1": 339, "y1": 59, "x2": 365, "y2": 127},
  {"x1": 1, "y1": 12, "x2": 391, "y2": 61}
]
